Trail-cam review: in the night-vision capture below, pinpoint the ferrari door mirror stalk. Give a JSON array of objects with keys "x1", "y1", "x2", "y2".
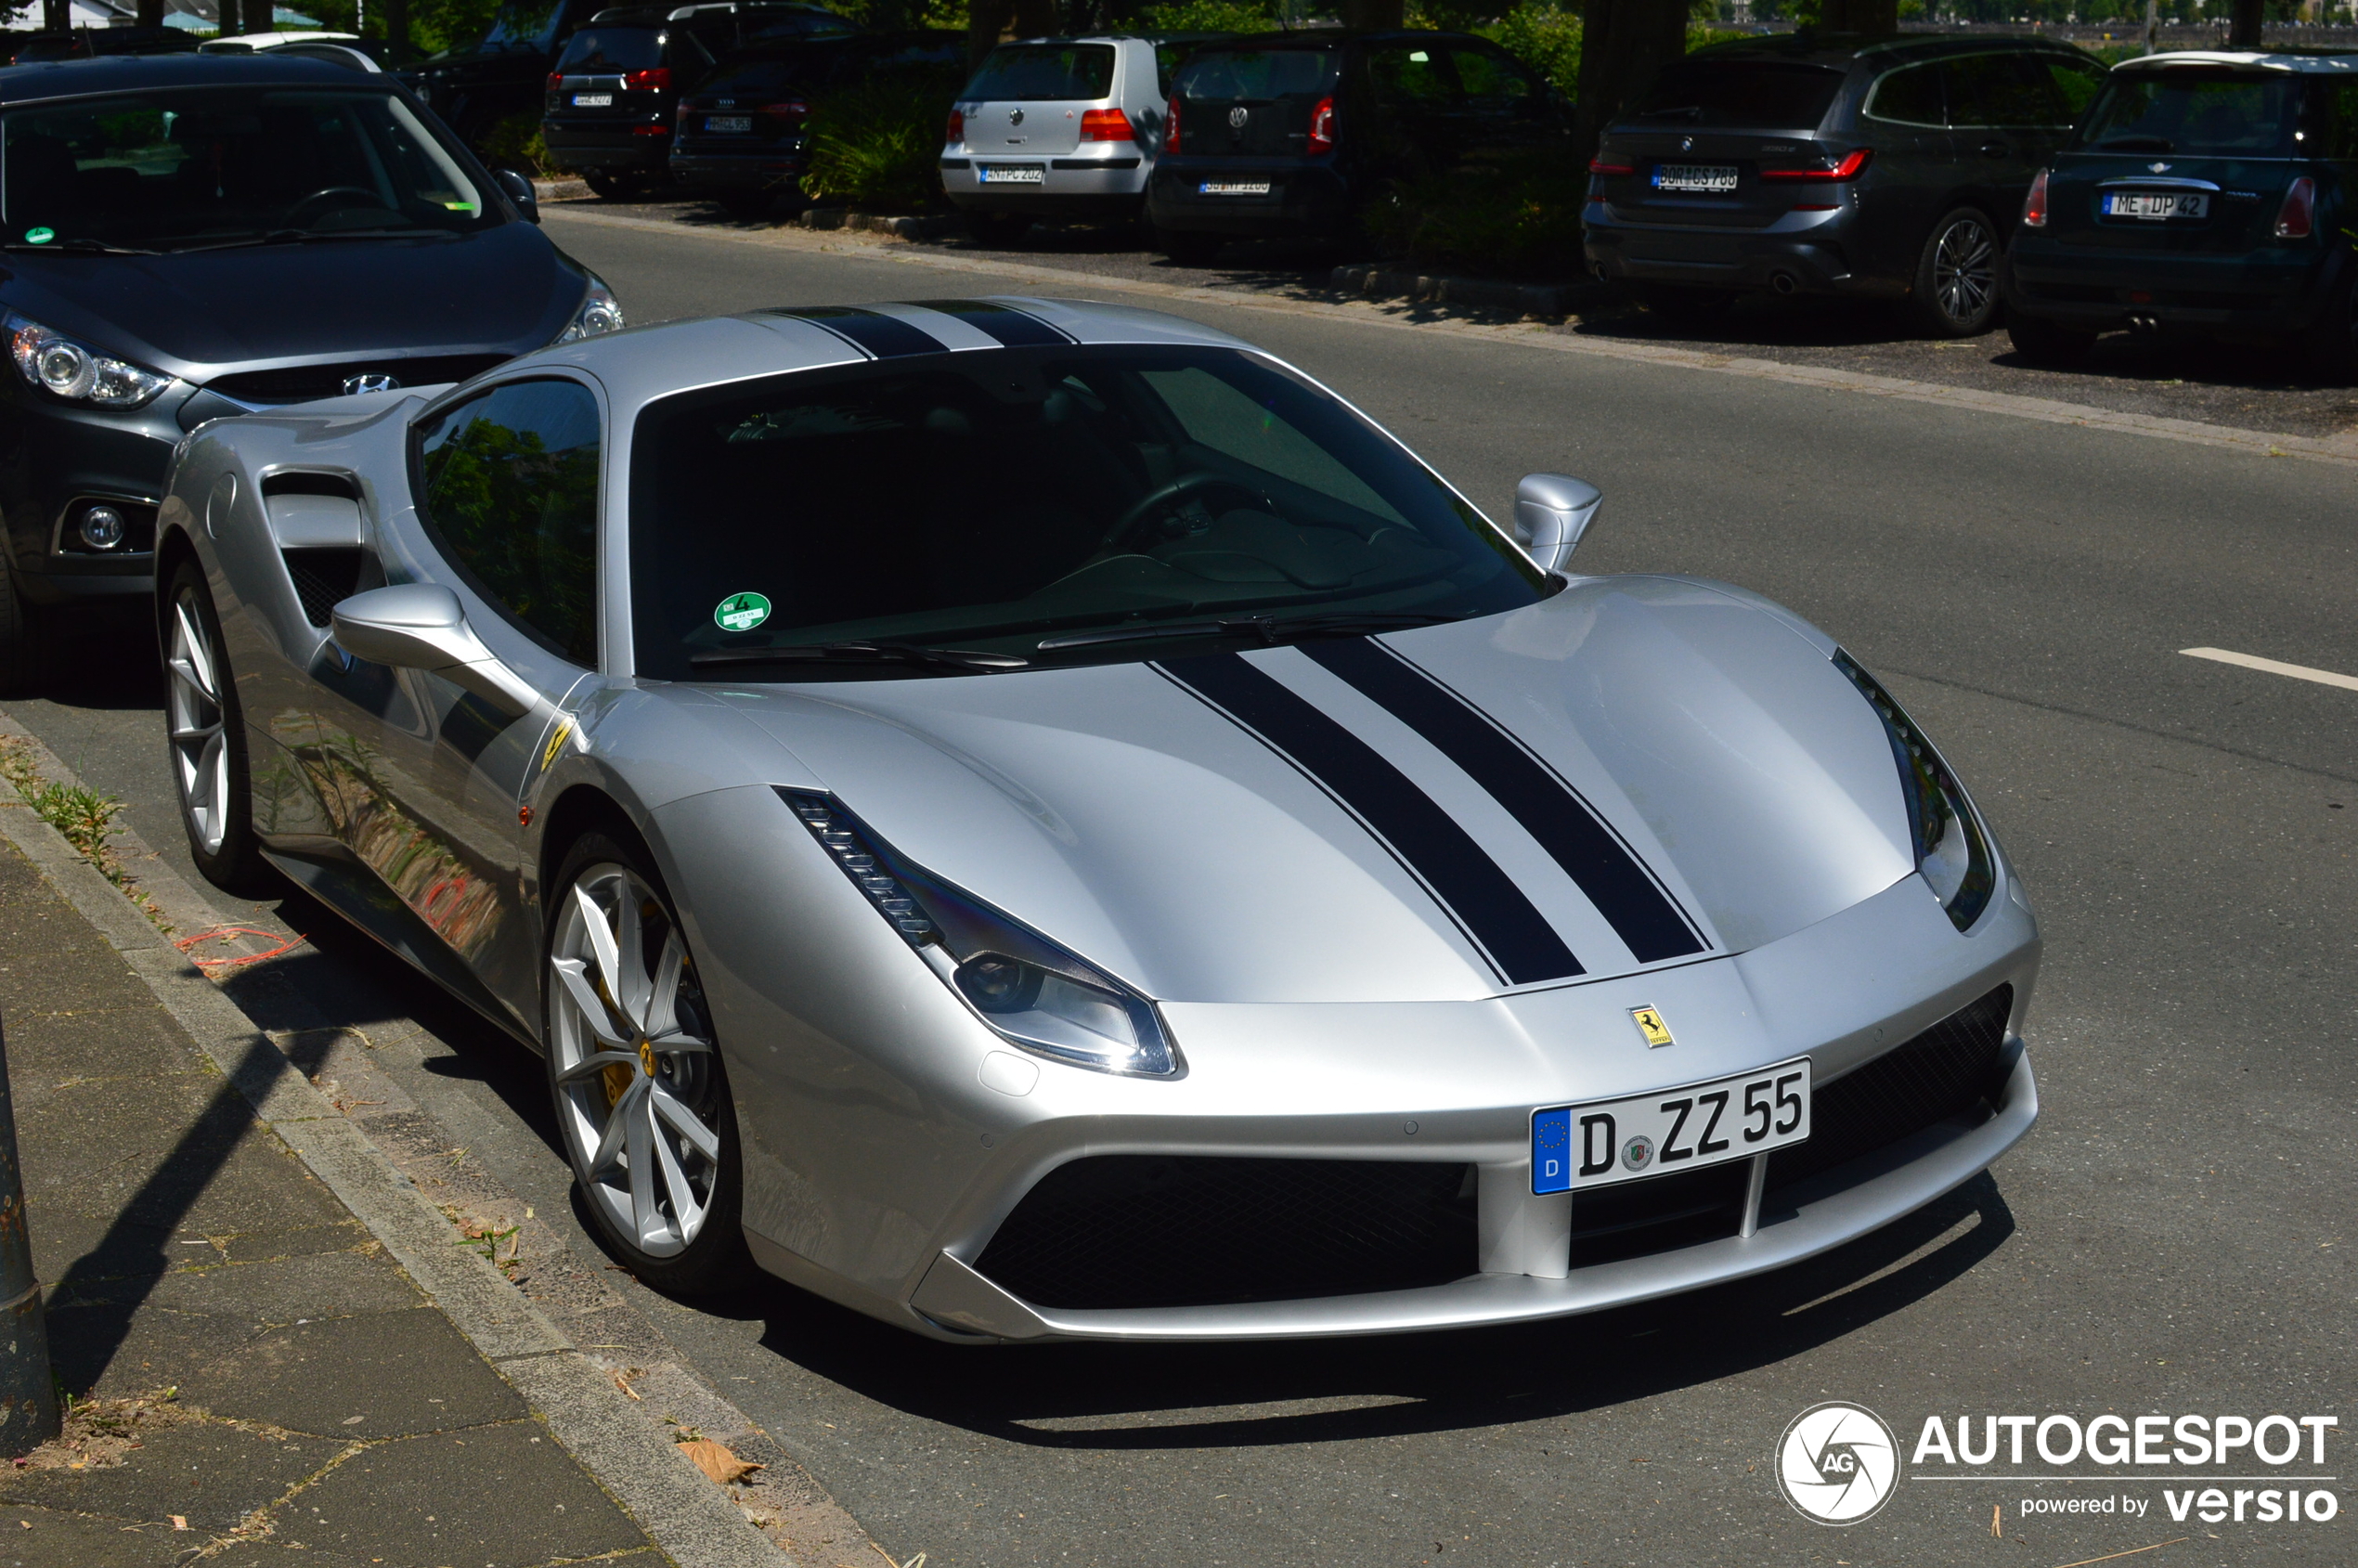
[
  {"x1": 1513, "y1": 473, "x2": 1601, "y2": 573},
  {"x1": 330, "y1": 583, "x2": 538, "y2": 718}
]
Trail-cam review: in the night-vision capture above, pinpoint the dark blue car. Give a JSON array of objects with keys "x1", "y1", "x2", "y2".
[
  {"x1": 2003, "y1": 50, "x2": 2358, "y2": 373},
  {"x1": 0, "y1": 52, "x2": 622, "y2": 689}
]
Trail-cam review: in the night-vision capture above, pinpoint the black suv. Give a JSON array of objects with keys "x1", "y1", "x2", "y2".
[
  {"x1": 1584, "y1": 34, "x2": 2107, "y2": 336},
  {"x1": 2004, "y1": 51, "x2": 2358, "y2": 374},
  {"x1": 1147, "y1": 29, "x2": 1569, "y2": 266}
]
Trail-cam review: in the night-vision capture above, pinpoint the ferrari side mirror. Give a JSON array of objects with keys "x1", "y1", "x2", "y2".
[
  {"x1": 1514, "y1": 473, "x2": 1601, "y2": 574},
  {"x1": 331, "y1": 583, "x2": 538, "y2": 719}
]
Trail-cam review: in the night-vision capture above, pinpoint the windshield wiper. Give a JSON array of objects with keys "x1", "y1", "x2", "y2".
[
  {"x1": 689, "y1": 641, "x2": 1030, "y2": 674},
  {"x1": 171, "y1": 227, "x2": 444, "y2": 253},
  {"x1": 0, "y1": 238, "x2": 160, "y2": 255},
  {"x1": 1036, "y1": 611, "x2": 1458, "y2": 654}
]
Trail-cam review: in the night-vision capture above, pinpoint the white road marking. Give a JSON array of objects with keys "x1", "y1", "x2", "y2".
[{"x1": 2182, "y1": 646, "x2": 2358, "y2": 693}]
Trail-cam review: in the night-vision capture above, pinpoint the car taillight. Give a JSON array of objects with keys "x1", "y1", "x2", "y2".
[
  {"x1": 623, "y1": 67, "x2": 670, "y2": 92},
  {"x1": 1306, "y1": 95, "x2": 1334, "y2": 155},
  {"x1": 766, "y1": 99, "x2": 809, "y2": 118},
  {"x1": 1165, "y1": 96, "x2": 1181, "y2": 153},
  {"x1": 1080, "y1": 107, "x2": 1133, "y2": 141},
  {"x1": 1759, "y1": 147, "x2": 1872, "y2": 182},
  {"x1": 546, "y1": 71, "x2": 564, "y2": 89},
  {"x1": 1587, "y1": 156, "x2": 1634, "y2": 175},
  {"x1": 946, "y1": 107, "x2": 964, "y2": 143},
  {"x1": 2022, "y1": 167, "x2": 2049, "y2": 229},
  {"x1": 2275, "y1": 175, "x2": 2315, "y2": 239}
]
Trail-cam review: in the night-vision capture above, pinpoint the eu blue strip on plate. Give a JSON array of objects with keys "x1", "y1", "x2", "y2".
[{"x1": 1533, "y1": 1107, "x2": 1573, "y2": 1194}]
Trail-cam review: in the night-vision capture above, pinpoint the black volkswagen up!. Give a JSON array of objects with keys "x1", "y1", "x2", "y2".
[
  {"x1": 2003, "y1": 51, "x2": 2358, "y2": 374},
  {"x1": 1584, "y1": 33, "x2": 2107, "y2": 336}
]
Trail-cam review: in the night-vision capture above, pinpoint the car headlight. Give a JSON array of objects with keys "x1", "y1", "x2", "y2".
[
  {"x1": 780, "y1": 788, "x2": 1181, "y2": 1077},
  {"x1": 5, "y1": 313, "x2": 173, "y2": 409},
  {"x1": 1835, "y1": 651, "x2": 1995, "y2": 931},
  {"x1": 553, "y1": 278, "x2": 625, "y2": 344}
]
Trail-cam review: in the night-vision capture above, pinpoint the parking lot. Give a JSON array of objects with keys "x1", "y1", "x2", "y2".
[{"x1": 3, "y1": 203, "x2": 2347, "y2": 1567}]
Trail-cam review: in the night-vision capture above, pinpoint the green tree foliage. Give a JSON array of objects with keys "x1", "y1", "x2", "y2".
[
  {"x1": 1141, "y1": 0, "x2": 1283, "y2": 31},
  {"x1": 1483, "y1": 3, "x2": 1579, "y2": 94},
  {"x1": 420, "y1": 419, "x2": 599, "y2": 663}
]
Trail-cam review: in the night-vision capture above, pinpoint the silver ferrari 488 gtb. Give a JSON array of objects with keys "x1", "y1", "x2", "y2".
[{"x1": 155, "y1": 296, "x2": 2040, "y2": 1341}]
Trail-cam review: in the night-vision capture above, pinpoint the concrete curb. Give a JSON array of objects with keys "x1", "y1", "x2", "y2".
[
  {"x1": 0, "y1": 716, "x2": 797, "y2": 1568},
  {"x1": 797, "y1": 207, "x2": 964, "y2": 240},
  {"x1": 1328, "y1": 263, "x2": 1615, "y2": 320}
]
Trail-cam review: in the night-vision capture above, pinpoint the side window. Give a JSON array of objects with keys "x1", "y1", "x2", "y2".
[
  {"x1": 1449, "y1": 45, "x2": 1537, "y2": 107},
  {"x1": 416, "y1": 379, "x2": 602, "y2": 667},
  {"x1": 1946, "y1": 53, "x2": 2058, "y2": 130},
  {"x1": 1864, "y1": 60, "x2": 1946, "y2": 127},
  {"x1": 2047, "y1": 57, "x2": 2109, "y2": 124},
  {"x1": 1367, "y1": 45, "x2": 1458, "y2": 110}
]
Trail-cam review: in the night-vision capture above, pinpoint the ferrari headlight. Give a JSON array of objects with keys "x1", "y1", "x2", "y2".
[
  {"x1": 553, "y1": 277, "x2": 625, "y2": 344},
  {"x1": 1835, "y1": 652, "x2": 1995, "y2": 931},
  {"x1": 780, "y1": 788, "x2": 1180, "y2": 1077},
  {"x1": 5, "y1": 313, "x2": 173, "y2": 408}
]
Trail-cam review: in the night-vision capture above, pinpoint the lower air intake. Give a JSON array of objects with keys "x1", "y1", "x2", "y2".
[
  {"x1": 1767, "y1": 983, "x2": 2015, "y2": 1196},
  {"x1": 974, "y1": 1155, "x2": 1477, "y2": 1311}
]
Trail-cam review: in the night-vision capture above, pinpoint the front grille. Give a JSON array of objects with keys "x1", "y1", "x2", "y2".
[
  {"x1": 1570, "y1": 1160, "x2": 1749, "y2": 1266},
  {"x1": 1767, "y1": 983, "x2": 2014, "y2": 1196},
  {"x1": 283, "y1": 548, "x2": 363, "y2": 627},
  {"x1": 974, "y1": 1155, "x2": 1477, "y2": 1310},
  {"x1": 207, "y1": 354, "x2": 510, "y2": 405}
]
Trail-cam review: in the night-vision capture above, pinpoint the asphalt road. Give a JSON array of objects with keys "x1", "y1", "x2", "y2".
[{"x1": 6, "y1": 209, "x2": 2351, "y2": 1568}]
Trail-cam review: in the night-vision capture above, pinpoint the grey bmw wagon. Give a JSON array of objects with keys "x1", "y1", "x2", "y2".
[{"x1": 1584, "y1": 33, "x2": 2107, "y2": 336}]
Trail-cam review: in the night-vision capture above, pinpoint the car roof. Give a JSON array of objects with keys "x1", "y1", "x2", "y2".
[
  {"x1": 0, "y1": 51, "x2": 375, "y2": 98},
  {"x1": 1683, "y1": 30, "x2": 2088, "y2": 68},
  {"x1": 2112, "y1": 48, "x2": 2358, "y2": 73},
  {"x1": 199, "y1": 30, "x2": 362, "y2": 47},
  {"x1": 1185, "y1": 27, "x2": 1486, "y2": 52}
]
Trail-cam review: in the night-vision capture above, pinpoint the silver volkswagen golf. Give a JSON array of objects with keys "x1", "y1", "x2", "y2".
[{"x1": 156, "y1": 297, "x2": 2041, "y2": 1341}]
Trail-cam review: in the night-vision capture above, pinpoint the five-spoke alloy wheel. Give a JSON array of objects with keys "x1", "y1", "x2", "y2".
[{"x1": 163, "y1": 559, "x2": 267, "y2": 891}]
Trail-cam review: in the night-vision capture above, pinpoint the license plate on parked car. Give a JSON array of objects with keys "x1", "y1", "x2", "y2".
[
  {"x1": 705, "y1": 115, "x2": 752, "y2": 133},
  {"x1": 1199, "y1": 180, "x2": 1273, "y2": 196},
  {"x1": 572, "y1": 93, "x2": 613, "y2": 108},
  {"x1": 1652, "y1": 163, "x2": 1739, "y2": 193},
  {"x1": 1532, "y1": 1058, "x2": 1811, "y2": 1194},
  {"x1": 2105, "y1": 189, "x2": 2209, "y2": 220},
  {"x1": 978, "y1": 165, "x2": 1044, "y2": 184}
]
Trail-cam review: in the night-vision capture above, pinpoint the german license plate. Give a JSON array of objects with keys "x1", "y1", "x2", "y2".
[
  {"x1": 1200, "y1": 180, "x2": 1272, "y2": 196},
  {"x1": 978, "y1": 165, "x2": 1043, "y2": 184},
  {"x1": 1533, "y1": 1059, "x2": 1811, "y2": 1194},
  {"x1": 706, "y1": 114, "x2": 752, "y2": 133},
  {"x1": 1652, "y1": 162, "x2": 1739, "y2": 193},
  {"x1": 572, "y1": 93, "x2": 613, "y2": 108},
  {"x1": 2105, "y1": 189, "x2": 2208, "y2": 220}
]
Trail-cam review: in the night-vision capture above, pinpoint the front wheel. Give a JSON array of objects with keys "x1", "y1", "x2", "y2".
[
  {"x1": 162, "y1": 560, "x2": 271, "y2": 894},
  {"x1": 1914, "y1": 208, "x2": 2002, "y2": 338},
  {"x1": 0, "y1": 544, "x2": 44, "y2": 697},
  {"x1": 545, "y1": 833, "x2": 748, "y2": 1294},
  {"x1": 2005, "y1": 309, "x2": 2099, "y2": 368}
]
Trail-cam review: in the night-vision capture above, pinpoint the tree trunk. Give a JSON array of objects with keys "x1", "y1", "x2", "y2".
[
  {"x1": 40, "y1": 0, "x2": 65, "y2": 32},
  {"x1": 1011, "y1": 0, "x2": 1055, "y2": 39},
  {"x1": 1818, "y1": 0, "x2": 1899, "y2": 34},
  {"x1": 383, "y1": 0, "x2": 408, "y2": 62},
  {"x1": 1339, "y1": 0, "x2": 1406, "y2": 27},
  {"x1": 968, "y1": 0, "x2": 1008, "y2": 69},
  {"x1": 2230, "y1": 0, "x2": 2264, "y2": 45},
  {"x1": 136, "y1": 0, "x2": 164, "y2": 26},
  {"x1": 1573, "y1": 0, "x2": 1687, "y2": 166},
  {"x1": 217, "y1": 0, "x2": 240, "y2": 37}
]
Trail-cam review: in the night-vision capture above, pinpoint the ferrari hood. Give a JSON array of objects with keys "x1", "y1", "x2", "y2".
[{"x1": 713, "y1": 577, "x2": 1918, "y2": 1004}]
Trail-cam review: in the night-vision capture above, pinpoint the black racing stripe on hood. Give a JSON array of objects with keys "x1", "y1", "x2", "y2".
[
  {"x1": 1302, "y1": 639, "x2": 1708, "y2": 965},
  {"x1": 1157, "y1": 652, "x2": 1585, "y2": 987},
  {"x1": 906, "y1": 299, "x2": 1073, "y2": 346},
  {"x1": 764, "y1": 306, "x2": 947, "y2": 358}
]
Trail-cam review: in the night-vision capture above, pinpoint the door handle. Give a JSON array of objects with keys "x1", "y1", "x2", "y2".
[{"x1": 1980, "y1": 140, "x2": 2010, "y2": 158}]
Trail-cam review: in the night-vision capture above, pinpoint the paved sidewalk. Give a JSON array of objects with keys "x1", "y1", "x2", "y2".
[{"x1": 0, "y1": 832, "x2": 667, "y2": 1567}]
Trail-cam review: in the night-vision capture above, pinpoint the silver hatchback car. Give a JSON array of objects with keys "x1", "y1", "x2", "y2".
[{"x1": 940, "y1": 34, "x2": 1211, "y2": 244}]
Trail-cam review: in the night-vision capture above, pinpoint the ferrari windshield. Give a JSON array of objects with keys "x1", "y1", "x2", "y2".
[
  {"x1": 628, "y1": 343, "x2": 1548, "y2": 679},
  {"x1": 0, "y1": 87, "x2": 493, "y2": 253}
]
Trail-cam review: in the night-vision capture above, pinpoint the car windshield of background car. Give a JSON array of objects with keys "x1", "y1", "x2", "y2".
[
  {"x1": 696, "y1": 45, "x2": 839, "y2": 96},
  {"x1": 1176, "y1": 49, "x2": 1338, "y2": 104},
  {"x1": 1626, "y1": 60, "x2": 1845, "y2": 129},
  {"x1": 0, "y1": 88, "x2": 494, "y2": 253},
  {"x1": 555, "y1": 26, "x2": 663, "y2": 71},
  {"x1": 961, "y1": 44, "x2": 1116, "y2": 100},
  {"x1": 2075, "y1": 70, "x2": 2298, "y2": 155},
  {"x1": 627, "y1": 346, "x2": 1548, "y2": 679},
  {"x1": 480, "y1": 0, "x2": 564, "y2": 52}
]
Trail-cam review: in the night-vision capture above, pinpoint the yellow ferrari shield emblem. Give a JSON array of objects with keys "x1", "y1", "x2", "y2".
[{"x1": 1630, "y1": 1005, "x2": 1674, "y2": 1048}]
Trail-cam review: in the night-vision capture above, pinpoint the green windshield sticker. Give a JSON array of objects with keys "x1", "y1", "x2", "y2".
[
  {"x1": 23, "y1": 227, "x2": 52, "y2": 245},
  {"x1": 714, "y1": 591, "x2": 772, "y2": 633}
]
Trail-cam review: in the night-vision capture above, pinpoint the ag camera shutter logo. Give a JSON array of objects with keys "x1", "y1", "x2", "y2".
[{"x1": 1777, "y1": 1402, "x2": 1901, "y2": 1524}]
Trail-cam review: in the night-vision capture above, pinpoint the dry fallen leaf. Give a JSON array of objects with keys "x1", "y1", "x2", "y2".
[
  {"x1": 171, "y1": 1516, "x2": 190, "y2": 1532},
  {"x1": 678, "y1": 1438, "x2": 762, "y2": 1485}
]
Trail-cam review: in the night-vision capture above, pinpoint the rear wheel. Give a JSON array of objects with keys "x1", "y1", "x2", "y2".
[
  {"x1": 162, "y1": 560, "x2": 271, "y2": 894},
  {"x1": 1633, "y1": 283, "x2": 1737, "y2": 322},
  {"x1": 582, "y1": 170, "x2": 636, "y2": 201},
  {"x1": 2006, "y1": 310, "x2": 2099, "y2": 368},
  {"x1": 545, "y1": 833, "x2": 749, "y2": 1295},
  {"x1": 1158, "y1": 228, "x2": 1226, "y2": 266},
  {"x1": 1914, "y1": 207, "x2": 2001, "y2": 338},
  {"x1": 965, "y1": 211, "x2": 1031, "y2": 247}
]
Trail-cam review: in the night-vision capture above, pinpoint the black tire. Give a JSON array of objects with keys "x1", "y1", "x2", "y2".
[
  {"x1": 965, "y1": 210, "x2": 1031, "y2": 247},
  {"x1": 2006, "y1": 309, "x2": 2100, "y2": 368},
  {"x1": 2307, "y1": 269, "x2": 2358, "y2": 383},
  {"x1": 1634, "y1": 283, "x2": 1738, "y2": 322},
  {"x1": 544, "y1": 831, "x2": 750, "y2": 1296},
  {"x1": 582, "y1": 170, "x2": 634, "y2": 201},
  {"x1": 161, "y1": 559, "x2": 272, "y2": 894},
  {"x1": 0, "y1": 544, "x2": 45, "y2": 697},
  {"x1": 1913, "y1": 207, "x2": 2002, "y2": 338},
  {"x1": 1157, "y1": 228, "x2": 1226, "y2": 266}
]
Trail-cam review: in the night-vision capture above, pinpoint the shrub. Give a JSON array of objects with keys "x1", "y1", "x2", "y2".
[
  {"x1": 801, "y1": 71, "x2": 962, "y2": 209},
  {"x1": 1142, "y1": 0, "x2": 1282, "y2": 30},
  {"x1": 479, "y1": 111, "x2": 570, "y2": 177},
  {"x1": 1360, "y1": 147, "x2": 1587, "y2": 278},
  {"x1": 1483, "y1": 3, "x2": 1580, "y2": 95}
]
